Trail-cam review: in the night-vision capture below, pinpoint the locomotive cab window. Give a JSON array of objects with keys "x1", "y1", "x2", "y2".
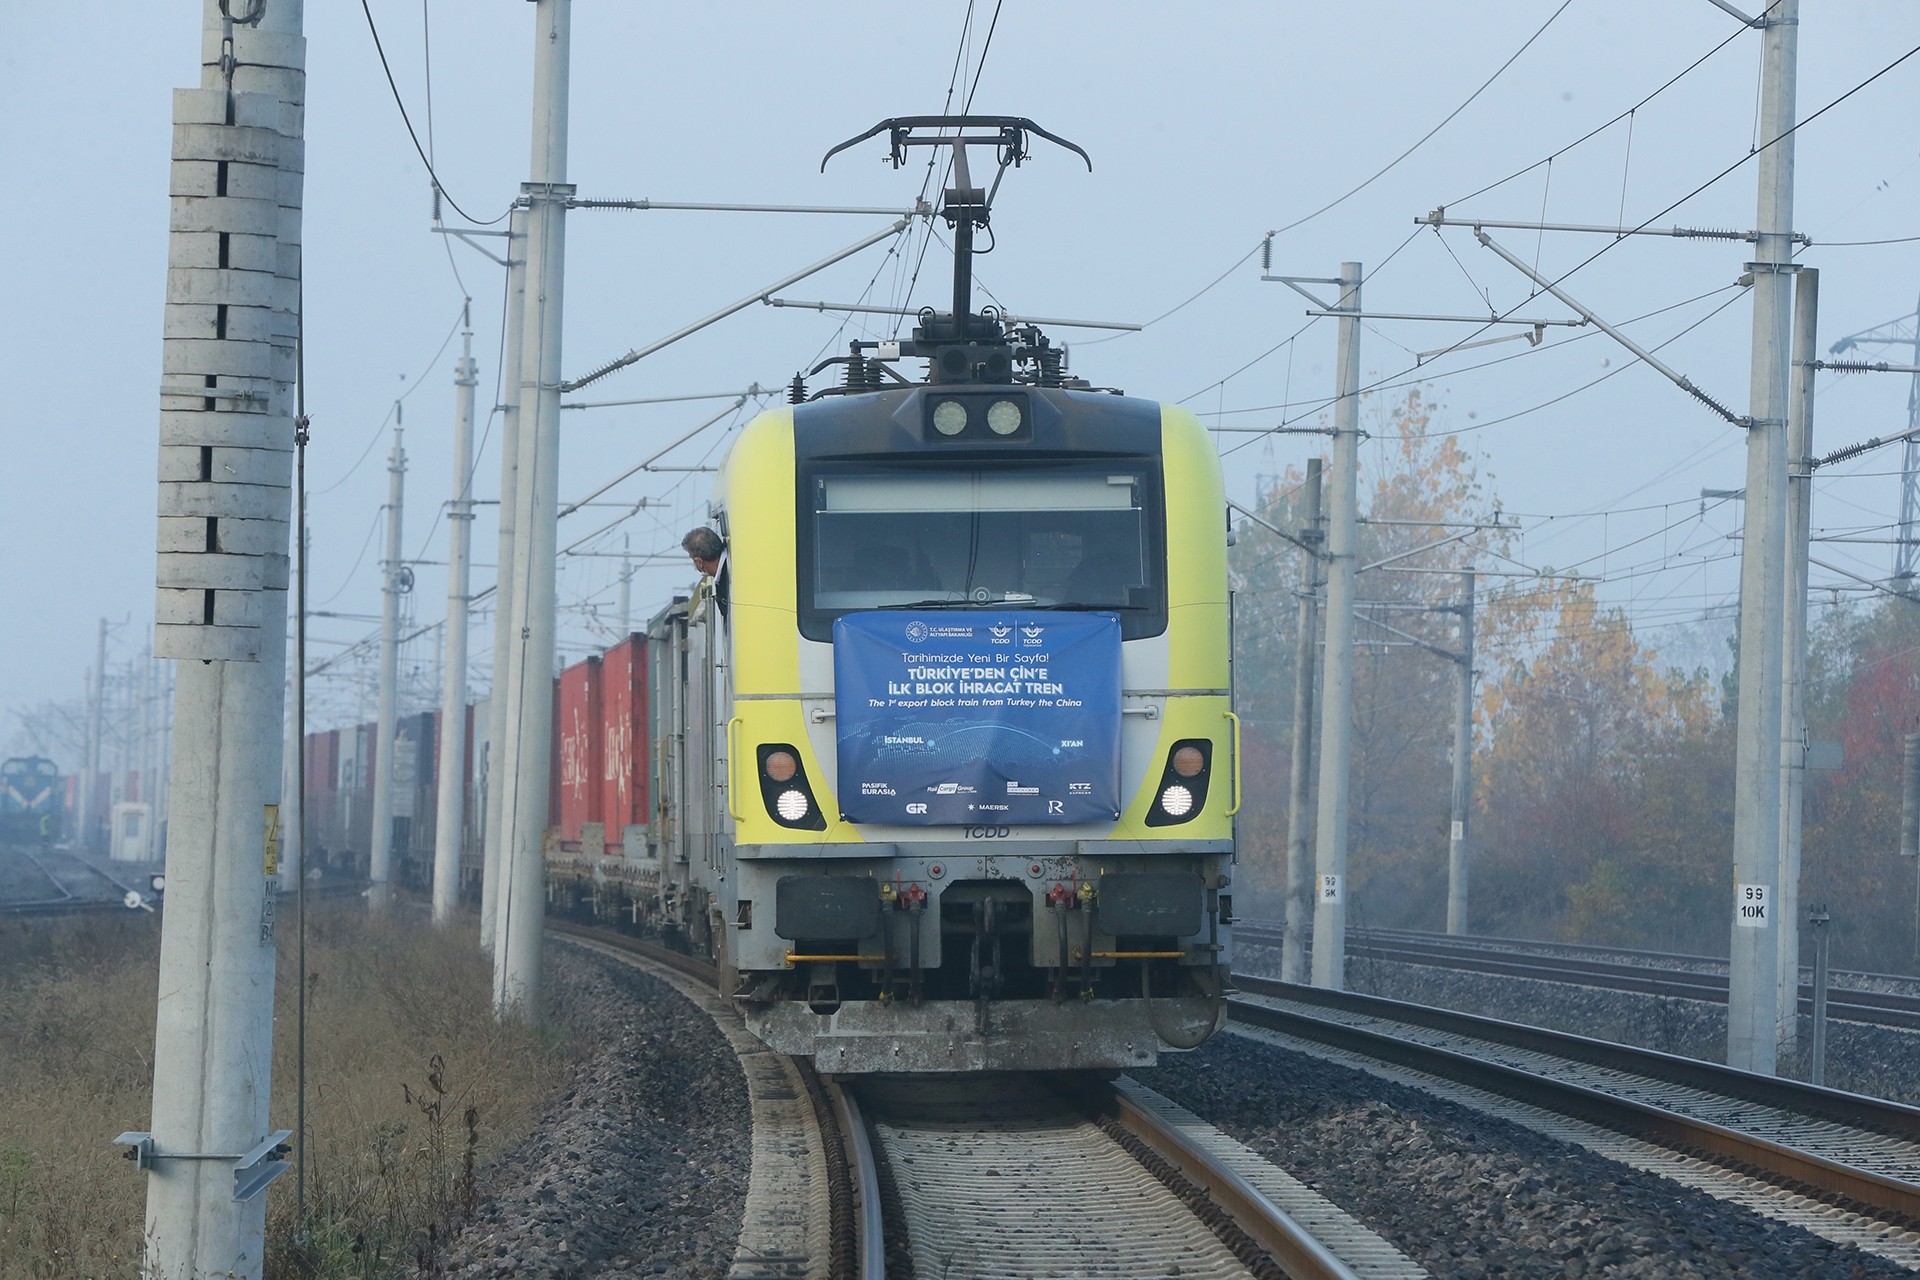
[{"x1": 798, "y1": 461, "x2": 1167, "y2": 642}]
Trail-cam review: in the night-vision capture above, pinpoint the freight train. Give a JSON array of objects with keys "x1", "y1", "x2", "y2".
[{"x1": 307, "y1": 118, "x2": 1237, "y2": 1071}]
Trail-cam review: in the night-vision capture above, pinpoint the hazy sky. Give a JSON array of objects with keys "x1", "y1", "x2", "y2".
[{"x1": 3, "y1": 2, "x2": 1917, "y2": 753}]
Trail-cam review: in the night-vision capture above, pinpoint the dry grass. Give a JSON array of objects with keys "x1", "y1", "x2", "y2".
[{"x1": 0, "y1": 904, "x2": 574, "y2": 1279}]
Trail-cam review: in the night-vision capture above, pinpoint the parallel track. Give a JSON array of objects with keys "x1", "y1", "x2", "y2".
[
  {"x1": 1235, "y1": 921, "x2": 1920, "y2": 1031},
  {"x1": 1230, "y1": 975, "x2": 1920, "y2": 1233},
  {"x1": 0, "y1": 846, "x2": 153, "y2": 916}
]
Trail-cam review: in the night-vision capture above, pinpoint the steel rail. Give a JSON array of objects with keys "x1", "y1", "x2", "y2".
[
  {"x1": 546, "y1": 918, "x2": 883, "y2": 1278},
  {"x1": 825, "y1": 1080, "x2": 888, "y2": 1280},
  {"x1": 1234, "y1": 923, "x2": 1920, "y2": 1030},
  {"x1": 1230, "y1": 978, "x2": 1920, "y2": 1227},
  {"x1": 1102, "y1": 1082, "x2": 1362, "y2": 1280}
]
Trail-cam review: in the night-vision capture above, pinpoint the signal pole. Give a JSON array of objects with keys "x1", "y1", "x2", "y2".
[
  {"x1": 1281, "y1": 459, "x2": 1322, "y2": 983},
  {"x1": 1313, "y1": 262, "x2": 1362, "y2": 990},
  {"x1": 481, "y1": 206, "x2": 529, "y2": 954},
  {"x1": 1447, "y1": 569, "x2": 1476, "y2": 935},
  {"x1": 138, "y1": 0, "x2": 304, "y2": 1272},
  {"x1": 435, "y1": 317, "x2": 478, "y2": 925},
  {"x1": 369, "y1": 425, "x2": 407, "y2": 908},
  {"x1": 495, "y1": 0, "x2": 573, "y2": 1015},
  {"x1": 1727, "y1": 0, "x2": 1798, "y2": 1076}
]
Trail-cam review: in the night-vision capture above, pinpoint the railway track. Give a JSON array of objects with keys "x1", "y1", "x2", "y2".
[
  {"x1": 0, "y1": 845, "x2": 156, "y2": 916},
  {"x1": 552, "y1": 918, "x2": 1410, "y2": 1279},
  {"x1": 1229, "y1": 975, "x2": 1920, "y2": 1266},
  {"x1": 1235, "y1": 921, "x2": 1920, "y2": 1031}
]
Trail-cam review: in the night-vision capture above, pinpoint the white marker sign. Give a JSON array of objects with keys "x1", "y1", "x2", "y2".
[
  {"x1": 1319, "y1": 874, "x2": 1343, "y2": 904},
  {"x1": 1736, "y1": 882, "x2": 1770, "y2": 928}
]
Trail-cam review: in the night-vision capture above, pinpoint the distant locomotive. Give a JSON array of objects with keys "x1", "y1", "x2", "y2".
[
  {"x1": 0, "y1": 756, "x2": 63, "y2": 843},
  {"x1": 307, "y1": 119, "x2": 1237, "y2": 1073}
]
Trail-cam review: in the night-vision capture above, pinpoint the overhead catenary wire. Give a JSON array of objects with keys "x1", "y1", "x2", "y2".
[
  {"x1": 1222, "y1": 38, "x2": 1920, "y2": 464},
  {"x1": 313, "y1": 304, "x2": 468, "y2": 495},
  {"x1": 1083, "y1": 0, "x2": 1578, "y2": 353},
  {"x1": 358, "y1": 0, "x2": 509, "y2": 226}
]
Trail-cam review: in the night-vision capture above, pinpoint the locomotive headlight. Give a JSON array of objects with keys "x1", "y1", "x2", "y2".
[
  {"x1": 1158, "y1": 784, "x2": 1194, "y2": 817},
  {"x1": 775, "y1": 789, "x2": 812, "y2": 822},
  {"x1": 986, "y1": 399, "x2": 1023, "y2": 435},
  {"x1": 1171, "y1": 746, "x2": 1206, "y2": 778},
  {"x1": 932, "y1": 399, "x2": 969, "y2": 436},
  {"x1": 764, "y1": 750, "x2": 799, "y2": 783}
]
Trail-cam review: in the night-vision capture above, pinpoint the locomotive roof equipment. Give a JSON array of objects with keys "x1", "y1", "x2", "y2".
[{"x1": 807, "y1": 116, "x2": 1095, "y2": 398}]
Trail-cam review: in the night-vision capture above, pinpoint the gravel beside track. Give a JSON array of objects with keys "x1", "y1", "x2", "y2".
[
  {"x1": 436, "y1": 941, "x2": 751, "y2": 1278},
  {"x1": 1138, "y1": 1032, "x2": 1916, "y2": 1280}
]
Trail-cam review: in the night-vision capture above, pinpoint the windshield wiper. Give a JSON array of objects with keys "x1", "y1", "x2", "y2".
[
  {"x1": 1021, "y1": 602, "x2": 1148, "y2": 612},
  {"x1": 875, "y1": 598, "x2": 976, "y2": 610}
]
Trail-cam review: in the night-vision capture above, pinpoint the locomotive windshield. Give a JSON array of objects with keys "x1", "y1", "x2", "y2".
[{"x1": 799, "y1": 459, "x2": 1167, "y2": 642}]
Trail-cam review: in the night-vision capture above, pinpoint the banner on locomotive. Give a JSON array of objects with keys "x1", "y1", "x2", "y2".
[{"x1": 832, "y1": 610, "x2": 1121, "y2": 825}]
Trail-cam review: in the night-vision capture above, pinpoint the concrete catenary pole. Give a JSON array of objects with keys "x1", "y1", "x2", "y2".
[
  {"x1": 79, "y1": 618, "x2": 107, "y2": 851},
  {"x1": 140, "y1": 635, "x2": 155, "y2": 813},
  {"x1": 142, "y1": 0, "x2": 304, "y2": 1272},
  {"x1": 480, "y1": 206, "x2": 529, "y2": 955},
  {"x1": 1903, "y1": 734, "x2": 1920, "y2": 860},
  {"x1": 1312, "y1": 261, "x2": 1362, "y2": 990},
  {"x1": 434, "y1": 317, "x2": 478, "y2": 925},
  {"x1": 1777, "y1": 268, "x2": 1818, "y2": 1055},
  {"x1": 369, "y1": 426, "x2": 407, "y2": 908},
  {"x1": 618, "y1": 535, "x2": 633, "y2": 636},
  {"x1": 1281, "y1": 458, "x2": 1323, "y2": 984},
  {"x1": 1727, "y1": 0, "x2": 1797, "y2": 1075},
  {"x1": 111, "y1": 655, "x2": 130, "y2": 818},
  {"x1": 1447, "y1": 569, "x2": 1477, "y2": 935},
  {"x1": 155, "y1": 662, "x2": 174, "y2": 854},
  {"x1": 495, "y1": 0, "x2": 572, "y2": 1015}
]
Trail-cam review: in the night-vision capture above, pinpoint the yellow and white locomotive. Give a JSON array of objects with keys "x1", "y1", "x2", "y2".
[{"x1": 647, "y1": 119, "x2": 1236, "y2": 1071}]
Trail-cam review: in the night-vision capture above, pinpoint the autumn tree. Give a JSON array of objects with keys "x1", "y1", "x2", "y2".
[
  {"x1": 1796, "y1": 596, "x2": 1920, "y2": 969},
  {"x1": 1474, "y1": 578, "x2": 1723, "y2": 946},
  {"x1": 1229, "y1": 387, "x2": 1506, "y2": 926}
]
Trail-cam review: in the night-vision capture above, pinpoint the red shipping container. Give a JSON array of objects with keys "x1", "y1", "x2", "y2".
[
  {"x1": 555, "y1": 656, "x2": 603, "y2": 845},
  {"x1": 597, "y1": 635, "x2": 649, "y2": 854}
]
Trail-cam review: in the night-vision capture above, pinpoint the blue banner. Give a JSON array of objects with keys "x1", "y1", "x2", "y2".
[{"x1": 833, "y1": 611, "x2": 1122, "y2": 825}]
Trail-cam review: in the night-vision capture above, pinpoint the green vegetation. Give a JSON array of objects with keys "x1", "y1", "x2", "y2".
[{"x1": 0, "y1": 906, "x2": 572, "y2": 1278}]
